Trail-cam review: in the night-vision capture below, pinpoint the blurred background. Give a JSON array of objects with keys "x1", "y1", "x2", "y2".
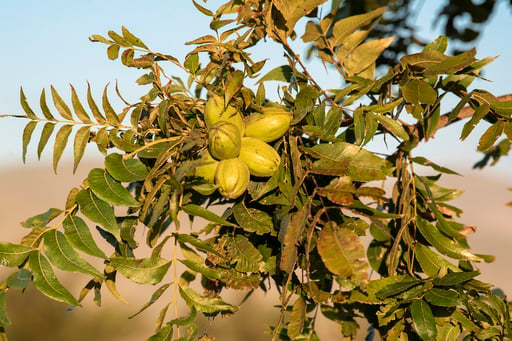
[{"x1": 0, "y1": 0, "x2": 511, "y2": 339}]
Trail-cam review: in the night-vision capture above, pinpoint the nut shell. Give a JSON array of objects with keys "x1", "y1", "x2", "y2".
[
  {"x1": 215, "y1": 158, "x2": 250, "y2": 199},
  {"x1": 194, "y1": 150, "x2": 218, "y2": 184},
  {"x1": 238, "y1": 137, "x2": 280, "y2": 177},
  {"x1": 244, "y1": 107, "x2": 291, "y2": 142},
  {"x1": 208, "y1": 121, "x2": 242, "y2": 160},
  {"x1": 204, "y1": 94, "x2": 244, "y2": 134}
]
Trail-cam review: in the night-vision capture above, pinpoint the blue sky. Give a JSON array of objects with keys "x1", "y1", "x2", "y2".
[{"x1": 0, "y1": 0, "x2": 511, "y2": 175}]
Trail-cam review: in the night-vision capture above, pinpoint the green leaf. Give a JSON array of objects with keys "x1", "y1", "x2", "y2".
[
  {"x1": 21, "y1": 208, "x2": 62, "y2": 229},
  {"x1": 129, "y1": 283, "x2": 171, "y2": 319},
  {"x1": 119, "y1": 216, "x2": 138, "y2": 249},
  {"x1": 410, "y1": 156, "x2": 460, "y2": 175},
  {"x1": 401, "y1": 79, "x2": 437, "y2": 105},
  {"x1": 332, "y1": 7, "x2": 386, "y2": 45},
  {"x1": 258, "y1": 65, "x2": 293, "y2": 83},
  {"x1": 109, "y1": 257, "x2": 171, "y2": 285},
  {"x1": 423, "y1": 48, "x2": 476, "y2": 76},
  {"x1": 432, "y1": 271, "x2": 480, "y2": 286},
  {"x1": 87, "y1": 83, "x2": 106, "y2": 124},
  {"x1": 477, "y1": 121, "x2": 504, "y2": 151},
  {"x1": 0, "y1": 293, "x2": 9, "y2": 327},
  {"x1": 108, "y1": 128, "x2": 139, "y2": 152},
  {"x1": 181, "y1": 204, "x2": 236, "y2": 227},
  {"x1": 179, "y1": 259, "x2": 222, "y2": 281},
  {"x1": 104, "y1": 265, "x2": 128, "y2": 304},
  {"x1": 224, "y1": 70, "x2": 244, "y2": 105},
  {"x1": 414, "y1": 243, "x2": 458, "y2": 277},
  {"x1": 287, "y1": 296, "x2": 306, "y2": 339},
  {"x1": 105, "y1": 153, "x2": 148, "y2": 182},
  {"x1": 6, "y1": 269, "x2": 31, "y2": 290},
  {"x1": 423, "y1": 35, "x2": 448, "y2": 53},
  {"x1": 317, "y1": 222, "x2": 367, "y2": 279},
  {"x1": 232, "y1": 202, "x2": 273, "y2": 235},
  {"x1": 336, "y1": 30, "x2": 369, "y2": 63},
  {"x1": 43, "y1": 229, "x2": 104, "y2": 278},
  {"x1": 0, "y1": 242, "x2": 34, "y2": 267},
  {"x1": 89, "y1": 34, "x2": 110, "y2": 44},
  {"x1": 270, "y1": 0, "x2": 327, "y2": 37},
  {"x1": 184, "y1": 53, "x2": 199, "y2": 74},
  {"x1": 280, "y1": 201, "x2": 309, "y2": 272},
  {"x1": 29, "y1": 251, "x2": 80, "y2": 306},
  {"x1": 305, "y1": 142, "x2": 392, "y2": 181},
  {"x1": 317, "y1": 176, "x2": 355, "y2": 205},
  {"x1": 73, "y1": 125, "x2": 90, "y2": 173},
  {"x1": 491, "y1": 100, "x2": 512, "y2": 116},
  {"x1": 22, "y1": 121, "x2": 37, "y2": 163},
  {"x1": 50, "y1": 86, "x2": 73, "y2": 120},
  {"x1": 174, "y1": 234, "x2": 224, "y2": 259},
  {"x1": 452, "y1": 309, "x2": 481, "y2": 333},
  {"x1": 40, "y1": 89, "x2": 56, "y2": 120},
  {"x1": 107, "y1": 44, "x2": 120, "y2": 60},
  {"x1": 424, "y1": 288, "x2": 460, "y2": 307},
  {"x1": 373, "y1": 113, "x2": 409, "y2": 140},
  {"x1": 376, "y1": 278, "x2": 421, "y2": 299},
  {"x1": 70, "y1": 85, "x2": 92, "y2": 123},
  {"x1": 121, "y1": 26, "x2": 148, "y2": 49},
  {"x1": 343, "y1": 37, "x2": 394, "y2": 77},
  {"x1": 121, "y1": 49, "x2": 134, "y2": 67},
  {"x1": 178, "y1": 283, "x2": 237, "y2": 314},
  {"x1": 436, "y1": 323, "x2": 461, "y2": 341},
  {"x1": 53, "y1": 124, "x2": 73, "y2": 173},
  {"x1": 223, "y1": 235, "x2": 263, "y2": 272},
  {"x1": 416, "y1": 218, "x2": 482, "y2": 262},
  {"x1": 88, "y1": 168, "x2": 140, "y2": 206},
  {"x1": 461, "y1": 103, "x2": 490, "y2": 140},
  {"x1": 147, "y1": 323, "x2": 173, "y2": 341},
  {"x1": 62, "y1": 215, "x2": 107, "y2": 259},
  {"x1": 19, "y1": 87, "x2": 37, "y2": 120},
  {"x1": 102, "y1": 86, "x2": 120, "y2": 125},
  {"x1": 76, "y1": 189, "x2": 120, "y2": 240},
  {"x1": 192, "y1": 0, "x2": 213, "y2": 16},
  {"x1": 301, "y1": 20, "x2": 322, "y2": 42},
  {"x1": 108, "y1": 30, "x2": 130, "y2": 46},
  {"x1": 410, "y1": 299, "x2": 437, "y2": 340},
  {"x1": 137, "y1": 139, "x2": 181, "y2": 159},
  {"x1": 37, "y1": 122, "x2": 56, "y2": 160}
]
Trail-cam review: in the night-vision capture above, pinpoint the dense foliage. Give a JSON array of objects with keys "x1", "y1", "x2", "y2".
[{"x1": 1, "y1": 1, "x2": 512, "y2": 340}]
